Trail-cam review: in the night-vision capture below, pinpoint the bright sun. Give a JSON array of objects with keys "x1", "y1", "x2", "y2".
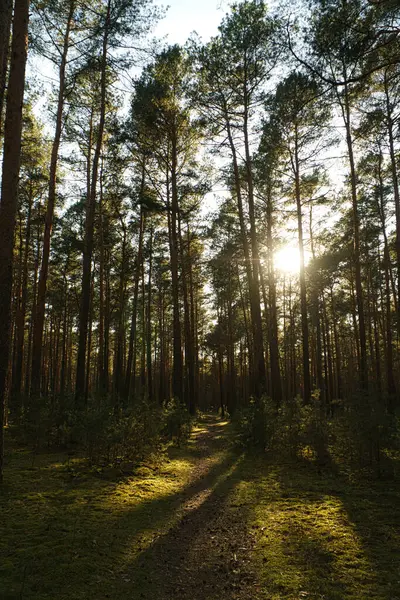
[{"x1": 273, "y1": 246, "x2": 311, "y2": 275}]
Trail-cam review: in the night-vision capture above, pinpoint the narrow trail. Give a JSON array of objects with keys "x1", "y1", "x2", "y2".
[
  {"x1": 3, "y1": 414, "x2": 400, "y2": 599},
  {"x1": 128, "y1": 415, "x2": 260, "y2": 600}
]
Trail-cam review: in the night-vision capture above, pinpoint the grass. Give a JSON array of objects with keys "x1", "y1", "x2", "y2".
[
  {"x1": 0, "y1": 435, "x2": 193, "y2": 599},
  {"x1": 235, "y1": 455, "x2": 400, "y2": 599},
  {"x1": 1, "y1": 418, "x2": 400, "y2": 599}
]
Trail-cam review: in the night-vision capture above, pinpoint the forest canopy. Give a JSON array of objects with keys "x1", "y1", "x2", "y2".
[
  {"x1": 2, "y1": 1, "x2": 400, "y2": 598},
  {"x1": 0, "y1": 0, "x2": 400, "y2": 478}
]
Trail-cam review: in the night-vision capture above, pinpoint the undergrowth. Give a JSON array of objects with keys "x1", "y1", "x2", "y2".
[
  {"x1": 1, "y1": 416, "x2": 400, "y2": 599},
  {"x1": 14, "y1": 395, "x2": 193, "y2": 470},
  {"x1": 234, "y1": 393, "x2": 400, "y2": 479}
]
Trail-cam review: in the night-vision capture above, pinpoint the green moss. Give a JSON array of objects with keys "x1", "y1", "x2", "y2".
[
  {"x1": 234, "y1": 456, "x2": 400, "y2": 599},
  {"x1": 1, "y1": 420, "x2": 400, "y2": 599}
]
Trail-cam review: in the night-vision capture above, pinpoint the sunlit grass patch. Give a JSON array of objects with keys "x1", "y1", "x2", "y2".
[
  {"x1": 232, "y1": 456, "x2": 400, "y2": 599},
  {"x1": 0, "y1": 418, "x2": 237, "y2": 600},
  {"x1": 2, "y1": 419, "x2": 400, "y2": 600},
  {"x1": 0, "y1": 433, "x2": 196, "y2": 600}
]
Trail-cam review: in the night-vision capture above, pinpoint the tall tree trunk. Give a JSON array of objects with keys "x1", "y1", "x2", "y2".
[
  {"x1": 146, "y1": 222, "x2": 153, "y2": 402},
  {"x1": 169, "y1": 137, "x2": 183, "y2": 402},
  {"x1": 60, "y1": 272, "x2": 69, "y2": 397},
  {"x1": 243, "y1": 88, "x2": 267, "y2": 397},
  {"x1": 227, "y1": 262, "x2": 236, "y2": 415},
  {"x1": 85, "y1": 272, "x2": 94, "y2": 402},
  {"x1": 103, "y1": 251, "x2": 111, "y2": 395},
  {"x1": 384, "y1": 70, "x2": 400, "y2": 331},
  {"x1": 30, "y1": 0, "x2": 74, "y2": 398},
  {"x1": 309, "y1": 206, "x2": 324, "y2": 404},
  {"x1": 125, "y1": 190, "x2": 145, "y2": 400},
  {"x1": 340, "y1": 81, "x2": 368, "y2": 391},
  {"x1": 97, "y1": 157, "x2": 106, "y2": 394},
  {"x1": 178, "y1": 214, "x2": 195, "y2": 414},
  {"x1": 222, "y1": 96, "x2": 265, "y2": 398},
  {"x1": 294, "y1": 127, "x2": 311, "y2": 403},
  {"x1": 113, "y1": 210, "x2": 127, "y2": 404},
  {"x1": 0, "y1": 0, "x2": 30, "y2": 482},
  {"x1": 376, "y1": 144, "x2": 396, "y2": 403},
  {"x1": 187, "y1": 227, "x2": 199, "y2": 412},
  {"x1": 330, "y1": 288, "x2": 342, "y2": 402},
  {"x1": 0, "y1": 0, "x2": 12, "y2": 135},
  {"x1": 266, "y1": 184, "x2": 282, "y2": 406},
  {"x1": 11, "y1": 182, "x2": 32, "y2": 410},
  {"x1": 75, "y1": 0, "x2": 110, "y2": 405},
  {"x1": 158, "y1": 282, "x2": 166, "y2": 404}
]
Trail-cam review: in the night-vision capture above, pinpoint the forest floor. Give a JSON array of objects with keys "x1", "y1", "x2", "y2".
[{"x1": 1, "y1": 415, "x2": 400, "y2": 600}]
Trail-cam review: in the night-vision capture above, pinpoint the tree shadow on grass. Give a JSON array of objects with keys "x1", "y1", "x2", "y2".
[
  {"x1": 1, "y1": 418, "x2": 249, "y2": 600},
  {"x1": 116, "y1": 452, "x2": 257, "y2": 600},
  {"x1": 4, "y1": 418, "x2": 399, "y2": 600},
  {"x1": 266, "y1": 457, "x2": 400, "y2": 599}
]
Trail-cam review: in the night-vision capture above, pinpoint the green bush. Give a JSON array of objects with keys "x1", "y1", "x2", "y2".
[
  {"x1": 18, "y1": 396, "x2": 164, "y2": 467},
  {"x1": 16, "y1": 395, "x2": 195, "y2": 468},
  {"x1": 329, "y1": 394, "x2": 395, "y2": 476},
  {"x1": 234, "y1": 396, "x2": 279, "y2": 451},
  {"x1": 162, "y1": 398, "x2": 192, "y2": 445},
  {"x1": 235, "y1": 393, "x2": 329, "y2": 461}
]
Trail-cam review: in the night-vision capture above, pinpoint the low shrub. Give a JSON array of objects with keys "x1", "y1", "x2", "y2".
[
  {"x1": 14, "y1": 394, "x2": 196, "y2": 469},
  {"x1": 162, "y1": 398, "x2": 192, "y2": 445}
]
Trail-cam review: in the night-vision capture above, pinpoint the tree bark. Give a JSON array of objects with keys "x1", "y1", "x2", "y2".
[
  {"x1": 265, "y1": 184, "x2": 282, "y2": 406},
  {"x1": 0, "y1": 0, "x2": 12, "y2": 136},
  {"x1": 340, "y1": 81, "x2": 368, "y2": 391},
  {"x1": 0, "y1": 0, "x2": 30, "y2": 482},
  {"x1": 294, "y1": 127, "x2": 311, "y2": 403},
  {"x1": 75, "y1": 0, "x2": 110, "y2": 405},
  {"x1": 384, "y1": 70, "x2": 400, "y2": 331},
  {"x1": 30, "y1": 0, "x2": 74, "y2": 398},
  {"x1": 242, "y1": 92, "x2": 267, "y2": 398},
  {"x1": 125, "y1": 187, "x2": 145, "y2": 400},
  {"x1": 11, "y1": 182, "x2": 32, "y2": 410},
  {"x1": 169, "y1": 137, "x2": 183, "y2": 403}
]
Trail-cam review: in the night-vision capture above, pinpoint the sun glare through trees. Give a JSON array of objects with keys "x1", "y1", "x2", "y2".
[
  {"x1": 1, "y1": 0, "x2": 400, "y2": 598},
  {"x1": 273, "y1": 246, "x2": 311, "y2": 274}
]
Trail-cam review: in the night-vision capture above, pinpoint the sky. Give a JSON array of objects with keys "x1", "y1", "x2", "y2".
[
  {"x1": 27, "y1": 0, "x2": 338, "y2": 265},
  {"x1": 153, "y1": 0, "x2": 229, "y2": 45}
]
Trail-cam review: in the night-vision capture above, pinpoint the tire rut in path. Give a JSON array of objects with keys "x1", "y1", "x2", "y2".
[{"x1": 130, "y1": 416, "x2": 260, "y2": 600}]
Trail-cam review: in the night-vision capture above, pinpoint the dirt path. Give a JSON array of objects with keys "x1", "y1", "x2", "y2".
[
  {"x1": 3, "y1": 414, "x2": 400, "y2": 599},
  {"x1": 128, "y1": 416, "x2": 260, "y2": 600}
]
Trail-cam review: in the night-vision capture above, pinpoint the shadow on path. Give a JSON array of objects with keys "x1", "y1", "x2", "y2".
[{"x1": 114, "y1": 416, "x2": 260, "y2": 600}]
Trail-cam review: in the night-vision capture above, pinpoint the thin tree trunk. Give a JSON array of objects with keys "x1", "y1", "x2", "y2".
[
  {"x1": 243, "y1": 88, "x2": 267, "y2": 397},
  {"x1": 178, "y1": 213, "x2": 195, "y2": 414},
  {"x1": 170, "y1": 138, "x2": 183, "y2": 402},
  {"x1": 12, "y1": 183, "x2": 32, "y2": 410},
  {"x1": 30, "y1": 0, "x2": 74, "y2": 399},
  {"x1": 384, "y1": 70, "x2": 400, "y2": 329},
  {"x1": 294, "y1": 127, "x2": 311, "y2": 403},
  {"x1": 125, "y1": 186, "x2": 145, "y2": 400},
  {"x1": 75, "y1": 0, "x2": 111, "y2": 405},
  {"x1": 0, "y1": 0, "x2": 12, "y2": 135},
  {"x1": 340, "y1": 82, "x2": 368, "y2": 390},
  {"x1": 265, "y1": 184, "x2": 282, "y2": 406},
  {"x1": 97, "y1": 157, "x2": 106, "y2": 393},
  {"x1": 309, "y1": 206, "x2": 325, "y2": 404},
  {"x1": 146, "y1": 222, "x2": 153, "y2": 402}
]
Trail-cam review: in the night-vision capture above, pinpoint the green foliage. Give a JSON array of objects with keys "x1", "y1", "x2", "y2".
[
  {"x1": 19, "y1": 396, "x2": 193, "y2": 469},
  {"x1": 235, "y1": 390, "x2": 400, "y2": 479},
  {"x1": 235, "y1": 395, "x2": 311, "y2": 455},
  {"x1": 2, "y1": 417, "x2": 400, "y2": 599},
  {"x1": 70, "y1": 401, "x2": 163, "y2": 467},
  {"x1": 162, "y1": 398, "x2": 192, "y2": 446},
  {"x1": 330, "y1": 395, "x2": 399, "y2": 477},
  {"x1": 234, "y1": 396, "x2": 277, "y2": 451}
]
